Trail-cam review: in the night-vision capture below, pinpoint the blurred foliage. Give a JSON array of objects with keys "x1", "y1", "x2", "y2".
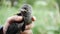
[
  {"x1": 0, "y1": 0, "x2": 60, "y2": 34},
  {"x1": 56, "y1": 0, "x2": 60, "y2": 12}
]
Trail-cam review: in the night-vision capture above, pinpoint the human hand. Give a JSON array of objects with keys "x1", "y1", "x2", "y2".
[{"x1": 3, "y1": 15, "x2": 36, "y2": 34}]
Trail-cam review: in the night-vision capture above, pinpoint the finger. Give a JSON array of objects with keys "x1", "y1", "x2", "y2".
[
  {"x1": 25, "y1": 22, "x2": 34, "y2": 30},
  {"x1": 32, "y1": 16, "x2": 36, "y2": 21},
  {"x1": 6, "y1": 15, "x2": 23, "y2": 24},
  {"x1": 3, "y1": 15, "x2": 23, "y2": 34},
  {"x1": 20, "y1": 30, "x2": 33, "y2": 34},
  {"x1": 3, "y1": 22, "x2": 10, "y2": 34}
]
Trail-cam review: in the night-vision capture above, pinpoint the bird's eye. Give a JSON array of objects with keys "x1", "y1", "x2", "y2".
[{"x1": 24, "y1": 8, "x2": 27, "y2": 10}]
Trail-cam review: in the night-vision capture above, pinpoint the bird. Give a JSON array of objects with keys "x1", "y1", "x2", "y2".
[{"x1": 6, "y1": 4, "x2": 33, "y2": 34}]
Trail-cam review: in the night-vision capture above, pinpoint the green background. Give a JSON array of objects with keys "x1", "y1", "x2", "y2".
[{"x1": 0, "y1": 0, "x2": 60, "y2": 34}]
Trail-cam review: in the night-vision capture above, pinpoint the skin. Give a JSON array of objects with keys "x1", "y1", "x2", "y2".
[{"x1": 3, "y1": 15, "x2": 36, "y2": 34}]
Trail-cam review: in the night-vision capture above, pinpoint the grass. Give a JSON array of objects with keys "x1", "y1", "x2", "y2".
[{"x1": 0, "y1": 5, "x2": 60, "y2": 34}]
